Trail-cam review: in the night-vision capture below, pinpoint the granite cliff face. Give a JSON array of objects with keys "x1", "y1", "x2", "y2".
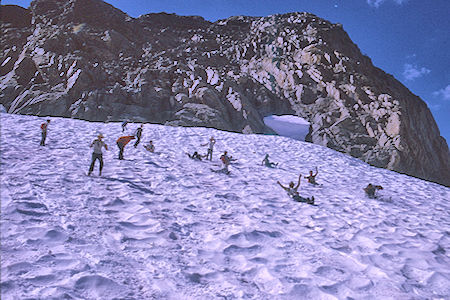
[{"x1": 1, "y1": 0, "x2": 449, "y2": 185}]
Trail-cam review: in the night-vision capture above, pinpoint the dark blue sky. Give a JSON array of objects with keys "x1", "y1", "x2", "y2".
[{"x1": 4, "y1": 0, "x2": 450, "y2": 143}]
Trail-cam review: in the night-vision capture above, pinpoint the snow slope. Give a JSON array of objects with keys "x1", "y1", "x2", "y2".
[{"x1": 1, "y1": 113, "x2": 449, "y2": 300}]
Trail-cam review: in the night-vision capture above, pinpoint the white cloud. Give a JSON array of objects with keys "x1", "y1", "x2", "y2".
[
  {"x1": 367, "y1": 0, "x2": 385, "y2": 7},
  {"x1": 367, "y1": 0, "x2": 408, "y2": 7},
  {"x1": 433, "y1": 84, "x2": 450, "y2": 101},
  {"x1": 402, "y1": 63, "x2": 431, "y2": 81}
]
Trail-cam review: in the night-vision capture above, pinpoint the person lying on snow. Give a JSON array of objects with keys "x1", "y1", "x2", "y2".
[
  {"x1": 187, "y1": 151, "x2": 204, "y2": 161},
  {"x1": 364, "y1": 183, "x2": 383, "y2": 199},
  {"x1": 277, "y1": 174, "x2": 315, "y2": 205}
]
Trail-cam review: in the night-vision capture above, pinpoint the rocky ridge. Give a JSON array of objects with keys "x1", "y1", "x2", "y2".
[{"x1": 1, "y1": 0, "x2": 449, "y2": 186}]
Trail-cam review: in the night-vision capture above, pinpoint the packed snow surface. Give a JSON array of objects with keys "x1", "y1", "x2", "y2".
[
  {"x1": 1, "y1": 113, "x2": 450, "y2": 299},
  {"x1": 263, "y1": 115, "x2": 310, "y2": 141}
]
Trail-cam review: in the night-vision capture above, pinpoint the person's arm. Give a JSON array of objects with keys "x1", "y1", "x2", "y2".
[
  {"x1": 314, "y1": 167, "x2": 318, "y2": 177},
  {"x1": 294, "y1": 174, "x2": 301, "y2": 190},
  {"x1": 90, "y1": 141, "x2": 94, "y2": 147},
  {"x1": 201, "y1": 142, "x2": 208, "y2": 146},
  {"x1": 104, "y1": 143, "x2": 108, "y2": 150},
  {"x1": 277, "y1": 181, "x2": 288, "y2": 191}
]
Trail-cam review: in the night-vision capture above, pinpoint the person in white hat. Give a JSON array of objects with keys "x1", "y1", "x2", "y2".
[{"x1": 88, "y1": 133, "x2": 108, "y2": 176}]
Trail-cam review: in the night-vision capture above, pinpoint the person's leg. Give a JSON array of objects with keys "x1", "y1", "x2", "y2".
[
  {"x1": 88, "y1": 153, "x2": 96, "y2": 175},
  {"x1": 117, "y1": 142, "x2": 124, "y2": 160},
  {"x1": 40, "y1": 132, "x2": 46, "y2": 146},
  {"x1": 98, "y1": 154, "x2": 103, "y2": 175},
  {"x1": 134, "y1": 136, "x2": 141, "y2": 148},
  {"x1": 208, "y1": 149, "x2": 213, "y2": 160}
]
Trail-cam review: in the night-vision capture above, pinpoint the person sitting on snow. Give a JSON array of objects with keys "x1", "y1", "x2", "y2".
[
  {"x1": 364, "y1": 183, "x2": 383, "y2": 199},
  {"x1": 277, "y1": 174, "x2": 315, "y2": 205},
  {"x1": 144, "y1": 140, "x2": 155, "y2": 153},
  {"x1": 262, "y1": 154, "x2": 278, "y2": 168},
  {"x1": 305, "y1": 167, "x2": 319, "y2": 185}
]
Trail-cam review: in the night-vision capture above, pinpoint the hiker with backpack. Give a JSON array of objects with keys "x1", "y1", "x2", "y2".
[
  {"x1": 220, "y1": 151, "x2": 235, "y2": 173},
  {"x1": 262, "y1": 154, "x2": 278, "y2": 168},
  {"x1": 134, "y1": 124, "x2": 144, "y2": 148},
  {"x1": 40, "y1": 119, "x2": 50, "y2": 146},
  {"x1": 201, "y1": 136, "x2": 216, "y2": 161},
  {"x1": 116, "y1": 135, "x2": 135, "y2": 160},
  {"x1": 277, "y1": 174, "x2": 315, "y2": 205},
  {"x1": 88, "y1": 134, "x2": 108, "y2": 176}
]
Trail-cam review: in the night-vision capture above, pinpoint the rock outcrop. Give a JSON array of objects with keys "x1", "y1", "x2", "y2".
[{"x1": 1, "y1": 0, "x2": 449, "y2": 186}]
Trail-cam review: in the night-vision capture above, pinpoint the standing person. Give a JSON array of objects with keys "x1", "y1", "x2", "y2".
[
  {"x1": 277, "y1": 174, "x2": 315, "y2": 204},
  {"x1": 121, "y1": 120, "x2": 129, "y2": 132},
  {"x1": 88, "y1": 134, "x2": 108, "y2": 176},
  {"x1": 262, "y1": 154, "x2": 278, "y2": 168},
  {"x1": 134, "y1": 124, "x2": 144, "y2": 148},
  {"x1": 116, "y1": 135, "x2": 135, "y2": 160},
  {"x1": 201, "y1": 136, "x2": 216, "y2": 161},
  {"x1": 40, "y1": 119, "x2": 51, "y2": 146},
  {"x1": 305, "y1": 168, "x2": 319, "y2": 185},
  {"x1": 144, "y1": 140, "x2": 155, "y2": 153}
]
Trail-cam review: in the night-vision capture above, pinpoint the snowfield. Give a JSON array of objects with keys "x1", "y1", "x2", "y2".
[{"x1": 1, "y1": 113, "x2": 449, "y2": 299}]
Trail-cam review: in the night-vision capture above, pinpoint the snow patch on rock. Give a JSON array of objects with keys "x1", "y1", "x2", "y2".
[{"x1": 263, "y1": 115, "x2": 310, "y2": 141}]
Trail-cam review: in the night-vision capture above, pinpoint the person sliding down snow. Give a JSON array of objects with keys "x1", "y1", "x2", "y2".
[
  {"x1": 201, "y1": 136, "x2": 216, "y2": 161},
  {"x1": 305, "y1": 167, "x2": 319, "y2": 185},
  {"x1": 364, "y1": 183, "x2": 383, "y2": 199},
  {"x1": 187, "y1": 151, "x2": 204, "y2": 161},
  {"x1": 262, "y1": 154, "x2": 278, "y2": 168},
  {"x1": 116, "y1": 135, "x2": 135, "y2": 160},
  {"x1": 88, "y1": 134, "x2": 108, "y2": 176},
  {"x1": 220, "y1": 151, "x2": 236, "y2": 173},
  {"x1": 40, "y1": 119, "x2": 50, "y2": 146},
  {"x1": 144, "y1": 140, "x2": 155, "y2": 153},
  {"x1": 277, "y1": 174, "x2": 315, "y2": 205},
  {"x1": 134, "y1": 124, "x2": 143, "y2": 148}
]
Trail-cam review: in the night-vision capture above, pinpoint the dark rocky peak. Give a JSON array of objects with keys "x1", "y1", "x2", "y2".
[
  {"x1": 138, "y1": 12, "x2": 210, "y2": 30},
  {"x1": 0, "y1": 5, "x2": 32, "y2": 28},
  {"x1": 30, "y1": 0, "x2": 137, "y2": 39}
]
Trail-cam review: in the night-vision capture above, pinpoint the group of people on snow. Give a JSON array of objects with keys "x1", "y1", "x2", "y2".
[{"x1": 40, "y1": 119, "x2": 384, "y2": 205}]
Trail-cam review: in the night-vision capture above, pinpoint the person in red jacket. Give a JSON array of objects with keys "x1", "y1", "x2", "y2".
[
  {"x1": 40, "y1": 119, "x2": 50, "y2": 146},
  {"x1": 116, "y1": 135, "x2": 135, "y2": 160}
]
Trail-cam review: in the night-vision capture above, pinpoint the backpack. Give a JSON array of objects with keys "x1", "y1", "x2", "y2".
[
  {"x1": 221, "y1": 155, "x2": 230, "y2": 164},
  {"x1": 41, "y1": 123, "x2": 47, "y2": 130}
]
